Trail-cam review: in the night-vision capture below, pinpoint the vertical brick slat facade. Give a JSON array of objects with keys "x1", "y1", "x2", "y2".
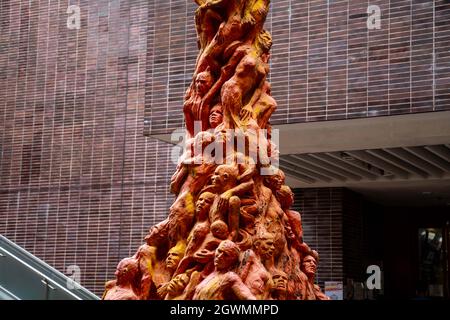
[
  {"x1": 145, "y1": 0, "x2": 450, "y2": 134},
  {"x1": 293, "y1": 188, "x2": 344, "y2": 288},
  {"x1": 0, "y1": 0, "x2": 178, "y2": 295}
]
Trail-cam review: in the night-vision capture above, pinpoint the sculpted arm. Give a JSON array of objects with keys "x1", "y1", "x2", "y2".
[
  {"x1": 170, "y1": 164, "x2": 188, "y2": 195},
  {"x1": 238, "y1": 162, "x2": 257, "y2": 183},
  {"x1": 240, "y1": 78, "x2": 266, "y2": 119},
  {"x1": 218, "y1": 181, "x2": 254, "y2": 212},
  {"x1": 238, "y1": 250, "x2": 257, "y2": 282},
  {"x1": 228, "y1": 273, "x2": 257, "y2": 300}
]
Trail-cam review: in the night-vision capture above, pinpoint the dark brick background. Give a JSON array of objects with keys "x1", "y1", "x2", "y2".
[
  {"x1": 0, "y1": 0, "x2": 177, "y2": 295},
  {"x1": 294, "y1": 188, "x2": 344, "y2": 287},
  {"x1": 146, "y1": 0, "x2": 450, "y2": 134}
]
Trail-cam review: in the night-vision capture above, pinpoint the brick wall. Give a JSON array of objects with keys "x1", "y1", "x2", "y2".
[
  {"x1": 342, "y1": 189, "x2": 369, "y2": 283},
  {"x1": 293, "y1": 188, "x2": 344, "y2": 287},
  {"x1": 145, "y1": 0, "x2": 450, "y2": 134},
  {"x1": 0, "y1": 0, "x2": 177, "y2": 296}
]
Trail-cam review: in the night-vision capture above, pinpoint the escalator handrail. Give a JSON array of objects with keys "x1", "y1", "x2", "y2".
[{"x1": 0, "y1": 234, "x2": 99, "y2": 300}]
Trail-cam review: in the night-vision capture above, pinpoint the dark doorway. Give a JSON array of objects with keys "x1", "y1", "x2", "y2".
[
  {"x1": 417, "y1": 225, "x2": 449, "y2": 298},
  {"x1": 377, "y1": 207, "x2": 450, "y2": 299}
]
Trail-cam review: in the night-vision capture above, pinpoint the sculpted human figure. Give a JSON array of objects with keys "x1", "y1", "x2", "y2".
[
  {"x1": 193, "y1": 0, "x2": 270, "y2": 78},
  {"x1": 168, "y1": 131, "x2": 218, "y2": 243},
  {"x1": 216, "y1": 151, "x2": 258, "y2": 244},
  {"x1": 194, "y1": 0, "x2": 245, "y2": 55},
  {"x1": 238, "y1": 231, "x2": 275, "y2": 299},
  {"x1": 131, "y1": 246, "x2": 155, "y2": 300},
  {"x1": 264, "y1": 167, "x2": 285, "y2": 193},
  {"x1": 225, "y1": 150, "x2": 257, "y2": 183},
  {"x1": 174, "y1": 192, "x2": 215, "y2": 276},
  {"x1": 174, "y1": 221, "x2": 230, "y2": 299},
  {"x1": 247, "y1": 80, "x2": 277, "y2": 129},
  {"x1": 188, "y1": 0, "x2": 248, "y2": 116},
  {"x1": 193, "y1": 240, "x2": 256, "y2": 300},
  {"x1": 101, "y1": 280, "x2": 116, "y2": 300},
  {"x1": 170, "y1": 131, "x2": 216, "y2": 196},
  {"x1": 270, "y1": 269, "x2": 288, "y2": 300},
  {"x1": 191, "y1": 0, "x2": 272, "y2": 129},
  {"x1": 219, "y1": 30, "x2": 272, "y2": 129},
  {"x1": 163, "y1": 272, "x2": 191, "y2": 300},
  {"x1": 166, "y1": 242, "x2": 186, "y2": 276},
  {"x1": 254, "y1": 231, "x2": 276, "y2": 265},
  {"x1": 194, "y1": 0, "x2": 269, "y2": 54},
  {"x1": 155, "y1": 241, "x2": 186, "y2": 298},
  {"x1": 187, "y1": 192, "x2": 216, "y2": 255},
  {"x1": 193, "y1": 0, "x2": 225, "y2": 51},
  {"x1": 103, "y1": 258, "x2": 139, "y2": 300},
  {"x1": 191, "y1": 220, "x2": 230, "y2": 269},
  {"x1": 202, "y1": 164, "x2": 254, "y2": 241},
  {"x1": 262, "y1": 169, "x2": 290, "y2": 248},
  {"x1": 176, "y1": 220, "x2": 230, "y2": 280},
  {"x1": 276, "y1": 185, "x2": 311, "y2": 257},
  {"x1": 183, "y1": 69, "x2": 215, "y2": 137},
  {"x1": 277, "y1": 185, "x2": 302, "y2": 242},
  {"x1": 115, "y1": 220, "x2": 169, "y2": 300},
  {"x1": 272, "y1": 184, "x2": 312, "y2": 299},
  {"x1": 300, "y1": 252, "x2": 331, "y2": 300},
  {"x1": 166, "y1": 196, "x2": 196, "y2": 244}
]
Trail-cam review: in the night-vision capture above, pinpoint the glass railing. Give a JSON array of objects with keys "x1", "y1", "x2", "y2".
[{"x1": 0, "y1": 235, "x2": 99, "y2": 300}]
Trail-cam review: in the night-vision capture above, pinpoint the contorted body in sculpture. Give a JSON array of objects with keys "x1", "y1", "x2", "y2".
[{"x1": 104, "y1": 0, "x2": 328, "y2": 300}]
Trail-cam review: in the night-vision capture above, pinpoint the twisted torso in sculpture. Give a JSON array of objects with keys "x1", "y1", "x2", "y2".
[{"x1": 103, "y1": 0, "x2": 329, "y2": 300}]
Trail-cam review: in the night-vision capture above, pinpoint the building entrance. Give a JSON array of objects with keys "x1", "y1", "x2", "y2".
[{"x1": 417, "y1": 223, "x2": 450, "y2": 299}]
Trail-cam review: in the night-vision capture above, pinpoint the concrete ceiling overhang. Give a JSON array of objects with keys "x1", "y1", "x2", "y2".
[
  {"x1": 276, "y1": 111, "x2": 450, "y2": 207},
  {"x1": 150, "y1": 111, "x2": 450, "y2": 206}
]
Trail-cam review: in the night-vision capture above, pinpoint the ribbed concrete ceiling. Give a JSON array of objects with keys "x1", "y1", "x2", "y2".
[
  {"x1": 281, "y1": 144, "x2": 450, "y2": 207},
  {"x1": 275, "y1": 111, "x2": 450, "y2": 206},
  {"x1": 280, "y1": 144, "x2": 450, "y2": 186}
]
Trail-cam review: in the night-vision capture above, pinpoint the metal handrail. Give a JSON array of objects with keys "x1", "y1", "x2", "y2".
[{"x1": 0, "y1": 234, "x2": 100, "y2": 300}]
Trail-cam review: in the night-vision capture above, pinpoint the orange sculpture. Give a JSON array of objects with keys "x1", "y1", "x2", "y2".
[{"x1": 103, "y1": 0, "x2": 329, "y2": 300}]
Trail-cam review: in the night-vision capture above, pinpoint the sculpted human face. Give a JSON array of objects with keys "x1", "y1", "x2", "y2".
[
  {"x1": 195, "y1": 72, "x2": 213, "y2": 96},
  {"x1": 272, "y1": 273, "x2": 288, "y2": 291},
  {"x1": 166, "y1": 251, "x2": 182, "y2": 271},
  {"x1": 196, "y1": 193, "x2": 214, "y2": 216},
  {"x1": 302, "y1": 255, "x2": 317, "y2": 277},
  {"x1": 214, "y1": 242, "x2": 238, "y2": 271},
  {"x1": 256, "y1": 234, "x2": 275, "y2": 260},
  {"x1": 271, "y1": 172, "x2": 285, "y2": 191},
  {"x1": 209, "y1": 104, "x2": 223, "y2": 128},
  {"x1": 115, "y1": 259, "x2": 137, "y2": 283},
  {"x1": 211, "y1": 166, "x2": 229, "y2": 189},
  {"x1": 278, "y1": 185, "x2": 294, "y2": 210}
]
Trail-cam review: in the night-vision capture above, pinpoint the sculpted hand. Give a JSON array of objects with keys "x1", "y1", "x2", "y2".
[
  {"x1": 157, "y1": 284, "x2": 168, "y2": 298},
  {"x1": 240, "y1": 105, "x2": 253, "y2": 122}
]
